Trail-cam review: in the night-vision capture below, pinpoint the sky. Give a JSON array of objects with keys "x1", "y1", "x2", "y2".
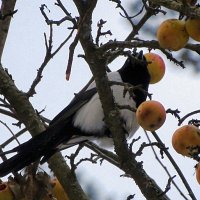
[{"x1": 1, "y1": 0, "x2": 200, "y2": 199}]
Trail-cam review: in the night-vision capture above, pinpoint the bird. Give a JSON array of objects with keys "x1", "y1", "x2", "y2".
[{"x1": 0, "y1": 50, "x2": 150, "y2": 177}]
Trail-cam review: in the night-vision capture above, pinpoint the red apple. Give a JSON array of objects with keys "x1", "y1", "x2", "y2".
[
  {"x1": 144, "y1": 52, "x2": 165, "y2": 84},
  {"x1": 136, "y1": 100, "x2": 166, "y2": 131}
]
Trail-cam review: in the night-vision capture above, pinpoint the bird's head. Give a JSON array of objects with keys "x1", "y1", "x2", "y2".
[
  {"x1": 118, "y1": 50, "x2": 150, "y2": 87},
  {"x1": 117, "y1": 50, "x2": 150, "y2": 107}
]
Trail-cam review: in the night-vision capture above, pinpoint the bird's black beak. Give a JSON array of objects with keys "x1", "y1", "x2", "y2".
[{"x1": 135, "y1": 50, "x2": 144, "y2": 60}]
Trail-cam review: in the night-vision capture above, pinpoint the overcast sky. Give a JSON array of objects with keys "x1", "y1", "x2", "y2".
[{"x1": 1, "y1": 1, "x2": 200, "y2": 199}]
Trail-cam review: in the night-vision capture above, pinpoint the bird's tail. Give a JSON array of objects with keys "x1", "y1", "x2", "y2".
[{"x1": 0, "y1": 123, "x2": 73, "y2": 177}]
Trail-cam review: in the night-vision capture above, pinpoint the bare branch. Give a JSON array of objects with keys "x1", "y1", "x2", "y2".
[
  {"x1": 166, "y1": 109, "x2": 181, "y2": 121},
  {"x1": 144, "y1": 130, "x2": 189, "y2": 200},
  {"x1": 26, "y1": 24, "x2": 53, "y2": 97},
  {"x1": 149, "y1": 0, "x2": 200, "y2": 18},
  {"x1": 0, "y1": 9, "x2": 17, "y2": 20},
  {"x1": 27, "y1": 23, "x2": 75, "y2": 97},
  {"x1": 0, "y1": 63, "x2": 88, "y2": 200},
  {"x1": 110, "y1": 0, "x2": 136, "y2": 28},
  {"x1": 158, "y1": 176, "x2": 176, "y2": 197},
  {"x1": 152, "y1": 131, "x2": 197, "y2": 200},
  {"x1": 55, "y1": 0, "x2": 77, "y2": 28},
  {"x1": 1, "y1": 128, "x2": 27, "y2": 148},
  {"x1": 0, "y1": 120, "x2": 20, "y2": 145},
  {"x1": 0, "y1": 108, "x2": 17, "y2": 120},
  {"x1": 178, "y1": 109, "x2": 200, "y2": 126},
  {"x1": 0, "y1": 0, "x2": 17, "y2": 60},
  {"x1": 95, "y1": 19, "x2": 112, "y2": 46},
  {"x1": 84, "y1": 141, "x2": 120, "y2": 168},
  {"x1": 66, "y1": 32, "x2": 79, "y2": 80}
]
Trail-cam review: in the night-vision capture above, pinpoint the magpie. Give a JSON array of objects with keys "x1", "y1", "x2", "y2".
[{"x1": 0, "y1": 51, "x2": 150, "y2": 177}]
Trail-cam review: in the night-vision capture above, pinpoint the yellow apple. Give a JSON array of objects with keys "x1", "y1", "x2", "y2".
[
  {"x1": 44, "y1": 178, "x2": 69, "y2": 200},
  {"x1": 185, "y1": 18, "x2": 200, "y2": 42},
  {"x1": 136, "y1": 100, "x2": 166, "y2": 131},
  {"x1": 157, "y1": 19, "x2": 189, "y2": 51},
  {"x1": 144, "y1": 52, "x2": 165, "y2": 84},
  {"x1": 0, "y1": 182, "x2": 14, "y2": 200},
  {"x1": 172, "y1": 125, "x2": 200, "y2": 157},
  {"x1": 196, "y1": 162, "x2": 200, "y2": 184}
]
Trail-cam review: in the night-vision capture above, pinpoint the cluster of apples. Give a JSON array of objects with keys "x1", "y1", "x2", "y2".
[
  {"x1": 136, "y1": 53, "x2": 200, "y2": 184},
  {"x1": 172, "y1": 124, "x2": 200, "y2": 184},
  {"x1": 157, "y1": 17, "x2": 200, "y2": 51},
  {"x1": 0, "y1": 178, "x2": 68, "y2": 200},
  {"x1": 136, "y1": 52, "x2": 166, "y2": 132}
]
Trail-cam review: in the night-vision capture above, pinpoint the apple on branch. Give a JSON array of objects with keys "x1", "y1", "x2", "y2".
[
  {"x1": 136, "y1": 100, "x2": 166, "y2": 131},
  {"x1": 144, "y1": 52, "x2": 165, "y2": 84},
  {"x1": 157, "y1": 19, "x2": 189, "y2": 51}
]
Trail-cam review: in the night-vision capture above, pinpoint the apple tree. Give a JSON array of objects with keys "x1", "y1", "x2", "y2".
[{"x1": 0, "y1": 0, "x2": 200, "y2": 200}]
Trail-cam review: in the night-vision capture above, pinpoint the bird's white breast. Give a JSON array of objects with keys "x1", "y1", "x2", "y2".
[{"x1": 73, "y1": 72, "x2": 139, "y2": 147}]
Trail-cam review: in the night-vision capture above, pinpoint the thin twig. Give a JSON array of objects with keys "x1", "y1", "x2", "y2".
[
  {"x1": 158, "y1": 176, "x2": 176, "y2": 197},
  {"x1": 0, "y1": 120, "x2": 20, "y2": 145},
  {"x1": 110, "y1": 0, "x2": 135, "y2": 28},
  {"x1": 1, "y1": 128, "x2": 27, "y2": 148},
  {"x1": 144, "y1": 130, "x2": 189, "y2": 200},
  {"x1": 178, "y1": 109, "x2": 200, "y2": 126},
  {"x1": 84, "y1": 141, "x2": 120, "y2": 168},
  {"x1": 27, "y1": 26, "x2": 75, "y2": 97},
  {"x1": 66, "y1": 32, "x2": 79, "y2": 80},
  {"x1": 152, "y1": 131, "x2": 197, "y2": 200},
  {"x1": 95, "y1": 19, "x2": 112, "y2": 46},
  {"x1": 55, "y1": 0, "x2": 78, "y2": 28},
  {"x1": 0, "y1": 108, "x2": 17, "y2": 119}
]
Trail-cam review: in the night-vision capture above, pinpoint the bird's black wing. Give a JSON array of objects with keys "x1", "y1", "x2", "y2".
[
  {"x1": 50, "y1": 87, "x2": 97, "y2": 126},
  {"x1": 0, "y1": 87, "x2": 98, "y2": 177}
]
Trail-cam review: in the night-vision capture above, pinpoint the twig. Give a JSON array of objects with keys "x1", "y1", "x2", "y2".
[
  {"x1": 166, "y1": 109, "x2": 181, "y2": 121},
  {"x1": 27, "y1": 4, "x2": 76, "y2": 96},
  {"x1": 188, "y1": 119, "x2": 200, "y2": 127},
  {"x1": 40, "y1": 4, "x2": 77, "y2": 27},
  {"x1": 0, "y1": 108, "x2": 17, "y2": 120},
  {"x1": 152, "y1": 131, "x2": 197, "y2": 200},
  {"x1": 178, "y1": 109, "x2": 200, "y2": 126},
  {"x1": 158, "y1": 176, "x2": 176, "y2": 197},
  {"x1": 66, "y1": 32, "x2": 79, "y2": 80},
  {"x1": 144, "y1": 130, "x2": 189, "y2": 200},
  {"x1": 27, "y1": 25, "x2": 75, "y2": 97},
  {"x1": 1, "y1": 128, "x2": 27, "y2": 148},
  {"x1": 0, "y1": 9, "x2": 18, "y2": 20},
  {"x1": 109, "y1": 81, "x2": 151, "y2": 100},
  {"x1": 0, "y1": 96, "x2": 16, "y2": 115},
  {"x1": 84, "y1": 141, "x2": 120, "y2": 168},
  {"x1": 134, "y1": 141, "x2": 164, "y2": 157},
  {"x1": 185, "y1": 43, "x2": 200, "y2": 55},
  {"x1": 100, "y1": 39, "x2": 186, "y2": 68},
  {"x1": 66, "y1": 144, "x2": 85, "y2": 172},
  {"x1": 0, "y1": 0, "x2": 17, "y2": 60},
  {"x1": 75, "y1": 153, "x2": 100, "y2": 169},
  {"x1": 129, "y1": 136, "x2": 141, "y2": 150},
  {"x1": 117, "y1": 105, "x2": 136, "y2": 112},
  {"x1": 55, "y1": 0, "x2": 78, "y2": 28},
  {"x1": 52, "y1": 29, "x2": 75, "y2": 57},
  {"x1": 149, "y1": 0, "x2": 200, "y2": 18},
  {"x1": 159, "y1": 49, "x2": 185, "y2": 68},
  {"x1": 0, "y1": 146, "x2": 8, "y2": 162},
  {"x1": 66, "y1": 2, "x2": 98, "y2": 80},
  {"x1": 26, "y1": 24, "x2": 53, "y2": 97},
  {"x1": 95, "y1": 19, "x2": 112, "y2": 46},
  {"x1": 0, "y1": 120, "x2": 20, "y2": 145},
  {"x1": 126, "y1": 1, "x2": 165, "y2": 41},
  {"x1": 110, "y1": 0, "x2": 135, "y2": 28}
]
